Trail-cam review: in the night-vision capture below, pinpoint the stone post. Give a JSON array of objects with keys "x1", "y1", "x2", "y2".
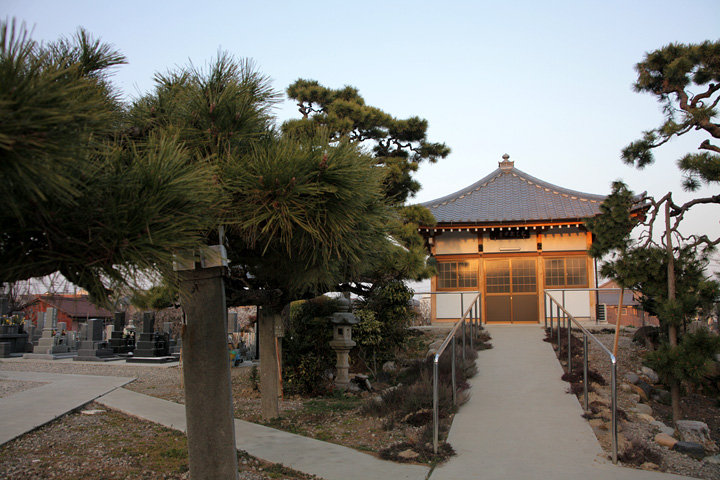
[
  {"x1": 259, "y1": 306, "x2": 281, "y2": 420},
  {"x1": 179, "y1": 266, "x2": 237, "y2": 480}
]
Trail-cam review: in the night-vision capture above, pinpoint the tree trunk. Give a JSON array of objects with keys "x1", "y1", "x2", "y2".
[
  {"x1": 259, "y1": 306, "x2": 280, "y2": 420},
  {"x1": 612, "y1": 287, "x2": 625, "y2": 358},
  {"x1": 179, "y1": 267, "x2": 238, "y2": 480},
  {"x1": 665, "y1": 200, "x2": 682, "y2": 426}
]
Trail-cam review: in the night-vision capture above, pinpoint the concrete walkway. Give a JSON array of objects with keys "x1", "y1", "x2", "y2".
[
  {"x1": 0, "y1": 371, "x2": 134, "y2": 446},
  {"x1": 429, "y1": 325, "x2": 690, "y2": 480},
  {"x1": 0, "y1": 326, "x2": 699, "y2": 479}
]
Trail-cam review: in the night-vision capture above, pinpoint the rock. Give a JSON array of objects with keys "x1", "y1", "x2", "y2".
[
  {"x1": 673, "y1": 441, "x2": 706, "y2": 461},
  {"x1": 640, "y1": 462, "x2": 659, "y2": 471},
  {"x1": 633, "y1": 403, "x2": 653, "y2": 416},
  {"x1": 633, "y1": 325, "x2": 660, "y2": 349},
  {"x1": 625, "y1": 372, "x2": 640, "y2": 385},
  {"x1": 676, "y1": 420, "x2": 719, "y2": 454},
  {"x1": 589, "y1": 418, "x2": 607, "y2": 430},
  {"x1": 629, "y1": 384, "x2": 649, "y2": 402},
  {"x1": 382, "y1": 361, "x2": 396, "y2": 372},
  {"x1": 655, "y1": 433, "x2": 678, "y2": 448},
  {"x1": 641, "y1": 366, "x2": 660, "y2": 384},
  {"x1": 635, "y1": 380, "x2": 653, "y2": 399},
  {"x1": 637, "y1": 413, "x2": 655, "y2": 423},
  {"x1": 620, "y1": 383, "x2": 632, "y2": 393},
  {"x1": 705, "y1": 454, "x2": 720, "y2": 464},
  {"x1": 346, "y1": 382, "x2": 362, "y2": 394},
  {"x1": 651, "y1": 421, "x2": 675, "y2": 437},
  {"x1": 398, "y1": 449, "x2": 419, "y2": 460}
]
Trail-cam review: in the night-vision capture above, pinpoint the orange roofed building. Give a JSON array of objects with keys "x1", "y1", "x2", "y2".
[
  {"x1": 23, "y1": 294, "x2": 113, "y2": 332},
  {"x1": 418, "y1": 155, "x2": 636, "y2": 324}
]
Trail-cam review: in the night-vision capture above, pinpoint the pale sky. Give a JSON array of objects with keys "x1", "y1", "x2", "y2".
[{"x1": 4, "y1": 0, "x2": 720, "y2": 273}]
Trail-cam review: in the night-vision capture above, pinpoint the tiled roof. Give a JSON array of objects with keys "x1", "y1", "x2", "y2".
[
  {"x1": 30, "y1": 295, "x2": 113, "y2": 319},
  {"x1": 420, "y1": 161, "x2": 606, "y2": 224}
]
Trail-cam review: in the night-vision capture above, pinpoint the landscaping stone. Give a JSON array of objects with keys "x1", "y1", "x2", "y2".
[
  {"x1": 673, "y1": 441, "x2": 706, "y2": 461},
  {"x1": 637, "y1": 413, "x2": 655, "y2": 423},
  {"x1": 629, "y1": 383, "x2": 649, "y2": 402},
  {"x1": 633, "y1": 403, "x2": 653, "y2": 416},
  {"x1": 640, "y1": 366, "x2": 660, "y2": 384},
  {"x1": 620, "y1": 383, "x2": 632, "y2": 393},
  {"x1": 640, "y1": 462, "x2": 659, "y2": 471},
  {"x1": 652, "y1": 389, "x2": 672, "y2": 406},
  {"x1": 655, "y1": 433, "x2": 678, "y2": 449},
  {"x1": 382, "y1": 361, "x2": 396, "y2": 372},
  {"x1": 398, "y1": 449, "x2": 419, "y2": 460},
  {"x1": 676, "y1": 420, "x2": 719, "y2": 454},
  {"x1": 651, "y1": 420, "x2": 675, "y2": 436},
  {"x1": 635, "y1": 380, "x2": 653, "y2": 399},
  {"x1": 705, "y1": 454, "x2": 720, "y2": 464},
  {"x1": 625, "y1": 372, "x2": 640, "y2": 385}
]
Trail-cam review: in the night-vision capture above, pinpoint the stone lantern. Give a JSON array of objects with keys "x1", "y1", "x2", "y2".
[{"x1": 329, "y1": 297, "x2": 359, "y2": 390}]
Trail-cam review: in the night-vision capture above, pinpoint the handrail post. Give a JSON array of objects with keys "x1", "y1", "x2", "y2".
[
  {"x1": 611, "y1": 358, "x2": 618, "y2": 464},
  {"x1": 452, "y1": 337, "x2": 457, "y2": 406},
  {"x1": 556, "y1": 305, "x2": 561, "y2": 354},
  {"x1": 433, "y1": 354, "x2": 439, "y2": 454},
  {"x1": 470, "y1": 305, "x2": 474, "y2": 350},
  {"x1": 460, "y1": 294, "x2": 466, "y2": 363},
  {"x1": 583, "y1": 333, "x2": 589, "y2": 411},
  {"x1": 567, "y1": 316, "x2": 572, "y2": 372},
  {"x1": 462, "y1": 318, "x2": 466, "y2": 364},
  {"x1": 549, "y1": 296, "x2": 554, "y2": 336},
  {"x1": 544, "y1": 293, "x2": 547, "y2": 329}
]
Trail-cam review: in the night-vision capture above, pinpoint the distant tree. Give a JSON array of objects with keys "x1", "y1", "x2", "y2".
[{"x1": 284, "y1": 79, "x2": 451, "y2": 204}]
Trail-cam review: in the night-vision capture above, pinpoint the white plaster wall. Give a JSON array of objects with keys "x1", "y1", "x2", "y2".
[
  {"x1": 435, "y1": 232, "x2": 478, "y2": 255},
  {"x1": 544, "y1": 290, "x2": 592, "y2": 318},
  {"x1": 542, "y1": 228, "x2": 586, "y2": 251},
  {"x1": 483, "y1": 233, "x2": 537, "y2": 253},
  {"x1": 436, "y1": 292, "x2": 481, "y2": 319}
]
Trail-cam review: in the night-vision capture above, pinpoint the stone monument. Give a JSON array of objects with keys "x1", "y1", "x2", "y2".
[
  {"x1": 329, "y1": 297, "x2": 359, "y2": 390},
  {"x1": 109, "y1": 311, "x2": 134, "y2": 355},
  {"x1": 74, "y1": 318, "x2": 118, "y2": 361},
  {"x1": 126, "y1": 311, "x2": 174, "y2": 363}
]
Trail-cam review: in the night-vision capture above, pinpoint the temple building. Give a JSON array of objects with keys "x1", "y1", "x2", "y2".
[{"x1": 418, "y1": 155, "x2": 610, "y2": 324}]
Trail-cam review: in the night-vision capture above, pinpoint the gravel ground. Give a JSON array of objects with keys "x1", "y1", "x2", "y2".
[
  {"x1": 0, "y1": 359, "x2": 319, "y2": 480},
  {"x1": 570, "y1": 329, "x2": 720, "y2": 480}
]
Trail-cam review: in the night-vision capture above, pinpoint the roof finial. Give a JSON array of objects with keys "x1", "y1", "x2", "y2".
[{"x1": 499, "y1": 153, "x2": 514, "y2": 171}]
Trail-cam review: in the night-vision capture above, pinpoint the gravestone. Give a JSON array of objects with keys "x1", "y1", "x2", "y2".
[
  {"x1": 109, "y1": 311, "x2": 134, "y2": 355},
  {"x1": 25, "y1": 308, "x2": 75, "y2": 359},
  {"x1": 164, "y1": 322, "x2": 181, "y2": 357},
  {"x1": 126, "y1": 312, "x2": 174, "y2": 363},
  {"x1": 228, "y1": 312, "x2": 238, "y2": 333},
  {"x1": 74, "y1": 318, "x2": 118, "y2": 361},
  {"x1": 23, "y1": 320, "x2": 34, "y2": 352},
  {"x1": 34, "y1": 308, "x2": 69, "y2": 354},
  {"x1": 0, "y1": 321, "x2": 28, "y2": 357},
  {"x1": 32, "y1": 311, "x2": 45, "y2": 345}
]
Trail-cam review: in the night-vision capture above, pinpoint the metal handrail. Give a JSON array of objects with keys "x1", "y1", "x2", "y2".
[
  {"x1": 416, "y1": 291, "x2": 482, "y2": 454},
  {"x1": 544, "y1": 289, "x2": 618, "y2": 464}
]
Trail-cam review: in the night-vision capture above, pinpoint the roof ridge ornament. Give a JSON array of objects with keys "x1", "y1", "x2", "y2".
[{"x1": 499, "y1": 153, "x2": 514, "y2": 171}]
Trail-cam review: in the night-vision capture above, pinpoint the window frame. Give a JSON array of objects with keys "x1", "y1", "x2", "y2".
[
  {"x1": 437, "y1": 259, "x2": 479, "y2": 290},
  {"x1": 544, "y1": 256, "x2": 588, "y2": 288}
]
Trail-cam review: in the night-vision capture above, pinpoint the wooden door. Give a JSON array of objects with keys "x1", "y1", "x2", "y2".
[{"x1": 485, "y1": 258, "x2": 538, "y2": 323}]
